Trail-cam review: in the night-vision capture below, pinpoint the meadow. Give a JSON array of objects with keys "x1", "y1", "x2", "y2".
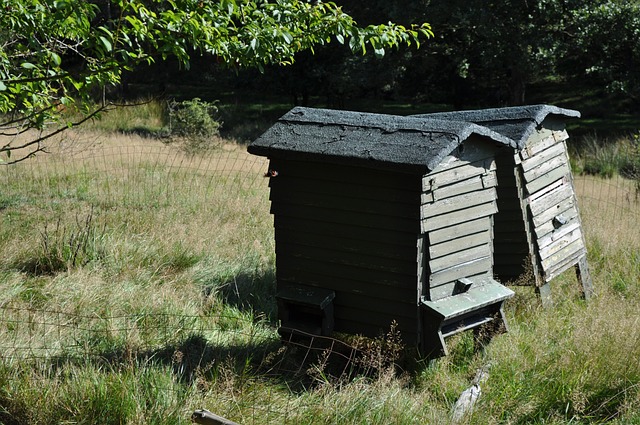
[{"x1": 0, "y1": 103, "x2": 639, "y2": 424}]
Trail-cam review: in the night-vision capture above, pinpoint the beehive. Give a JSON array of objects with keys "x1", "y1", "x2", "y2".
[
  {"x1": 248, "y1": 107, "x2": 516, "y2": 356},
  {"x1": 415, "y1": 105, "x2": 592, "y2": 303}
]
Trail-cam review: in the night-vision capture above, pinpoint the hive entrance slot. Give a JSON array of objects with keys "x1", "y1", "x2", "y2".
[{"x1": 276, "y1": 285, "x2": 335, "y2": 337}]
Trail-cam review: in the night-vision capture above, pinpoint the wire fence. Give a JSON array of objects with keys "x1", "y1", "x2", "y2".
[{"x1": 0, "y1": 133, "x2": 639, "y2": 423}]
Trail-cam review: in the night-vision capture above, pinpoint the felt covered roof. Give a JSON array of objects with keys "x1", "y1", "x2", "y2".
[
  {"x1": 413, "y1": 104, "x2": 580, "y2": 149},
  {"x1": 248, "y1": 107, "x2": 516, "y2": 171}
]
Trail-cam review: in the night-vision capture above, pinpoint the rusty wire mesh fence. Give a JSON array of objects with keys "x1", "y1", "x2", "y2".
[
  {"x1": 0, "y1": 133, "x2": 404, "y2": 424},
  {"x1": 0, "y1": 133, "x2": 639, "y2": 423}
]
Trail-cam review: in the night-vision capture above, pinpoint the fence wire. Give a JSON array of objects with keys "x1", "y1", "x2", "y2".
[{"x1": 0, "y1": 134, "x2": 639, "y2": 423}]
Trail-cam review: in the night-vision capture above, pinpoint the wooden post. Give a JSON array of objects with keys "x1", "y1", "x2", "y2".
[
  {"x1": 536, "y1": 282, "x2": 553, "y2": 307},
  {"x1": 575, "y1": 256, "x2": 594, "y2": 300},
  {"x1": 191, "y1": 409, "x2": 240, "y2": 425}
]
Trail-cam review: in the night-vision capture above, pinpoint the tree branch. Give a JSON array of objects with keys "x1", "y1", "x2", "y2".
[{"x1": 0, "y1": 104, "x2": 111, "y2": 165}]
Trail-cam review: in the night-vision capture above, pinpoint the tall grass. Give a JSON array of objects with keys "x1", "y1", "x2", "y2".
[{"x1": 0, "y1": 117, "x2": 640, "y2": 423}]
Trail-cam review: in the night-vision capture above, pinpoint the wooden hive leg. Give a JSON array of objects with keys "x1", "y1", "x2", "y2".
[
  {"x1": 531, "y1": 255, "x2": 553, "y2": 307},
  {"x1": 536, "y1": 282, "x2": 553, "y2": 307},
  {"x1": 422, "y1": 318, "x2": 447, "y2": 359},
  {"x1": 575, "y1": 255, "x2": 594, "y2": 300}
]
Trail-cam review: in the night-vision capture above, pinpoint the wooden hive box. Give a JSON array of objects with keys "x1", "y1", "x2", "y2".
[
  {"x1": 248, "y1": 107, "x2": 516, "y2": 357},
  {"x1": 415, "y1": 105, "x2": 593, "y2": 303}
]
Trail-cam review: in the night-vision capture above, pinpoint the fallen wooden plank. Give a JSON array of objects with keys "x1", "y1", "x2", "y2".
[{"x1": 192, "y1": 410, "x2": 240, "y2": 425}]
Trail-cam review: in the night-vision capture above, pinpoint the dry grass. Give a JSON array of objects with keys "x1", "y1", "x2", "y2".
[{"x1": 1, "y1": 128, "x2": 640, "y2": 424}]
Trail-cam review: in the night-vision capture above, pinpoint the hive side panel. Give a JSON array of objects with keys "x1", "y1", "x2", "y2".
[
  {"x1": 268, "y1": 158, "x2": 423, "y2": 341},
  {"x1": 518, "y1": 121, "x2": 588, "y2": 284},
  {"x1": 421, "y1": 139, "x2": 499, "y2": 301}
]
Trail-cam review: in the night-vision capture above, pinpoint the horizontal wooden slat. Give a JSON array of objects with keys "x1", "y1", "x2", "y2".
[
  {"x1": 271, "y1": 201, "x2": 419, "y2": 233},
  {"x1": 520, "y1": 142, "x2": 566, "y2": 173},
  {"x1": 540, "y1": 238, "x2": 585, "y2": 271},
  {"x1": 537, "y1": 221, "x2": 581, "y2": 250},
  {"x1": 519, "y1": 130, "x2": 568, "y2": 161},
  {"x1": 539, "y1": 227, "x2": 584, "y2": 261},
  {"x1": 270, "y1": 176, "x2": 419, "y2": 204},
  {"x1": 523, "y1": 151, "x2": 568, "y2": 183},
  {"x1": 531, "y1": 197, "x2": 575, "y2": 228},
  {"x1": 534, "y1": 208, "x2": 580, "y2": 240},
  {"x1": 277, "y1": 242, "x2": 416, "y2": 275},
  {"x1": 423, "y1": 159, "x2": 497, "y2": 191},
  {"x1": 276, "y1": 228, "x2": 416, "y2": 260},
  {"x1": 270, "y1": 188, "x2": 418, "y2": 218},
  {"x1": 528, "y1": 180, "x2": 572, "y2": 216},
  {"x1": 422, "y1": 173, "x2": 497, "y2": 203},
  {"x1": 428, "y1": 256, "x2": 492, "y2": 288},
  {"x1": 544, "y1": 251, "x2": 585, "y2": 282},
  {"x1": 269, "y1": 158, "x2": 421, "y2": 189},
  {"x1": 429, "y1": 244, "x2": 492, "y2": 273},
  {"x1": 427, "y1": 216, "x2": 492, "y2": 244},
  {"x1": 525, "y1": 161, "x2": 571, "y2": 194},
  {"x1": 527, "y1": 177, "x2": 565, "y2": 203},
  {"x1": 429, "y1": 230, "x2": 492, "y2": 259},
  {"x1": 422, "y1": 201, "x2": 497, "y2": 233},
  {"x1": 429, "y1": 139, "x2": 499, "y2": 173},
  {"x1": 276, "y1": 256, "x2": 416, "y2": 288},
  {"x1": 274, "y1": 216, "x2": 417, "y2": 246},
  {"x1": 422, "y1": 187, "x2": 497, "y2": 218}
]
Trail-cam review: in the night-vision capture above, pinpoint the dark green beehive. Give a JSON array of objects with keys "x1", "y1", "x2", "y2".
[{"x1": 249, "y1": 107, "x2": 516, "y2": 357}]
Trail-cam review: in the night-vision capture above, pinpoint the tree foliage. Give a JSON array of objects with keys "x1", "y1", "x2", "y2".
[{"x1": 0, "y1": 0, "x2": 432, "y2": 163}]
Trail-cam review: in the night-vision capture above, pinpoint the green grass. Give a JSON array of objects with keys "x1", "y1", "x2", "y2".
[{"x1": 1, "y1": 106, "x2": 640, "y2": 424}]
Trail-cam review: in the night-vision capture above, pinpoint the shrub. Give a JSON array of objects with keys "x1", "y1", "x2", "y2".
[{"x1": 168, "y1": 98, "x2": 223, "y2": 154}]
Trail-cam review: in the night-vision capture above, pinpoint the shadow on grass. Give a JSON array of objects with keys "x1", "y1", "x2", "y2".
[
  {"x1": 39, "y1": 329, "x2": 382, "y2": 396},
  {"x1": 204, "y1": 268, "x2": 278, "y2": 324}
]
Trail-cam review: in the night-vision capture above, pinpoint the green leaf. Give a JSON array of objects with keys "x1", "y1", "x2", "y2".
[
  {"x1": 0, "y1": 81, "x2": 6, "y2": 91},
  {"x1": 374, "y1": 47, "x2": 385, "y2": 58},
  {"x1": 20, "y1": 62, "x2": 36, "y2": 69},
  {"x1": 99, "y1": 36, "x2": 113, "y2": 52},
  {"x1": 50, "y1": 52, "x2": 62, "y2": 66},
  {"x1": 336, "y1": 33, "x2": 344, "y2": 44}
]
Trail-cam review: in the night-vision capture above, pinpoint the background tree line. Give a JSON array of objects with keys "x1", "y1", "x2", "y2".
[{"x1": 122, "y1": 0, "x2": 640, "y2": 116}]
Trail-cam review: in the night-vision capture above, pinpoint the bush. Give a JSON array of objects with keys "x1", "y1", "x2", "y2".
[{"x1": 168, "y1": 98, "x2": 222, "y2": 154}]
